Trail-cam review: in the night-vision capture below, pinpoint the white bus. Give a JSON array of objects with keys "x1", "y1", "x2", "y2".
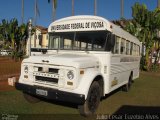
[{"x1": 16, "y1": 15, "x2": 141, "y2": 116}]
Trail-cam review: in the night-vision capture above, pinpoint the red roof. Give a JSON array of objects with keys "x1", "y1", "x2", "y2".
[{"x1": 36, "y1": 25, "x2": 48, "y2": 34}]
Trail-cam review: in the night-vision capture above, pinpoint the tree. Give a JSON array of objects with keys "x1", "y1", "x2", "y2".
[
  {"x1": 0, "y1": 20, "x2": 9, "y2": 49},
  {"x1": 17, "y1": 23, "x2": 28, "y2": 54},
  {"x1": 48, "y1": 0, "x2": 57, "y2": 21},
  {"x1": 125, "y1": 3, "x2": 160, "y2": 71},
  {"x1": 11, "y1": 19, "x2": 19, "y2": 51},
  {"x1": 0, "y1": 19, "x2": 29, "y2": 59}
]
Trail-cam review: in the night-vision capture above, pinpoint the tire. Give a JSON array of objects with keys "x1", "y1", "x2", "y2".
[
  {"x1": 78, "y1": 81, "x2": 101, "y2": 116},
  {"x1": 23, "y1": 92, "x2": 40, "y2": 103},
  {"x1": 122, "y1": 73, "x2": 133, "y2": 92}
]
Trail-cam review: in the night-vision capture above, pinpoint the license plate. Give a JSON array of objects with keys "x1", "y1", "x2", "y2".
[{"x1": 36, "y1": 89, "x2": 48, "y2": 96}]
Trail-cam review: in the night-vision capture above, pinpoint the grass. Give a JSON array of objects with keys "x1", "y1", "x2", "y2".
[
  {"x1": 0, "y1": 72, "x2": 160, "y2": 119},
  {"x1": 97, "y1": 72, "x2": 160, "y2": 115}
]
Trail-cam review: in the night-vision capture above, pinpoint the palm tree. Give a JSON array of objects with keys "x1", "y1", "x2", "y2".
[
  {"x1": 94, "y1": 0, "x2": 97, "y2": 15},
  {"x1": 34, "y1": 0, "x2": 40, "y2": 26},
  {"x1": 34, "y1": 0, "x2": 40, "y2": 47},
  {"x1": 18, "y1": 23, "x2": 28, "y2": 55},
  {"x1": 0, "y1": 19, "x2": 28, "y2": 59},
  {"x1": 48, "y1": 0, "x2": 57, "y2": 21},
  {"x1": 9, "y1": 19, "x2": 19, "y2": 51},
  {"x1": 126, "y1": 3, "x2": 160, "y2": 70},
  {"x1": 0, "y1": 20, "x2": 9, "y2": 48},
  {"x1": 21, "y1": 0, "x2": 24, "y2": 24},
  {"x1": 72, "y1": 0, "x2": 74, "y2": 16}
]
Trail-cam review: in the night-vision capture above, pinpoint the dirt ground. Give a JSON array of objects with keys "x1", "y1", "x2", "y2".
[
  {"x1": 0, "y1": 75, "x2": 19, "y2": 92},
  {"x1": 0, "y1": 56, "x2": 20, "y2": 91},
  {"x1": 0, "y1": 80, "x2": 15, "y2": 91}
]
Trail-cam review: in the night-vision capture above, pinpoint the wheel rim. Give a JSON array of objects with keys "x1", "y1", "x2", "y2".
[{"x1": 88, "y1": 87, "x2": 100, "y2": 113}]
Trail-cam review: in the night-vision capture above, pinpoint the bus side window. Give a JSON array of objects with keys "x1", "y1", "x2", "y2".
[
  {"x1": 138, "y1": 45, "x2": 140, "y2": 56},
  {"x1": 135, "y1": 45, "x2": 138, "y2": 56},
  {"x1": 126, "y1": 40, "x2": 130, "y2": 55},
  {"x1": 113, "y1": 36, "x2": 120, "y2": 54},
  {"x1": 130, "y1": 42, "x2": 133, "y2": 55},
  {"x1": 120, "y1": 38, "x2": 125, "y2": 54},
  {"x1": 137, "y1": 45, "x2": 140, "y2": 56},
  {"x1": 134, "y1": 44, "x2": 137, "y2": 56}
]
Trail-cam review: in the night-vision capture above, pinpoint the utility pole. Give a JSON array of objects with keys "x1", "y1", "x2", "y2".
[
  {"x1": 94, "y1": 0, "x2": 97, "y2": 16},
  {"x1": 21, "y1": 0, "x2": 24, "y2": 24},
  {"x1": 28, "y1": 19, "x2": 32, "y2": 56},
  {"x1": 34, "y1": 0, "x2": 37, "y2": 48},
  {"x1": 72, "y1": 0, "x2": 74, "y2": 16},
  {"x1": 121, "y1": 0, "x2": 124, "y2": 18},
  {"x1": 158, "y1": 0, "x2": 160, "y2": 8}
]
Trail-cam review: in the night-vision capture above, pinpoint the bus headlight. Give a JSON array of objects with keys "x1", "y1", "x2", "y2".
[
  {"x1": 67, "y1": 71, "x2": 74, "y2": 80},
  {"x1": 24, "y1": 66, "x2": 28, "y2": 74}
]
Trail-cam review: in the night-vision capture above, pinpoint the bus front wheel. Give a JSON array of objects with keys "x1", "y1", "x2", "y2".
[{"x1": 78, "y1": 81, "x2": 101, "y2": 116}]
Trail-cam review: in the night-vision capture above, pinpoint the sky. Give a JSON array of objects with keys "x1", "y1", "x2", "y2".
[{"x1": 0, "y1": 0, "x2": 158, "y2": 27}]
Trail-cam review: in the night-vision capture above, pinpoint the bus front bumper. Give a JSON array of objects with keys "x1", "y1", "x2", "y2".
[{"x1": 15, "y1": 82, "x2": 85, "y2": 105}]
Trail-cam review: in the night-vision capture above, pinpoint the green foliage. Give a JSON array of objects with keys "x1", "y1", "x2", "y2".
[
  {"x1": 125, "y1": 2, "x2": 160, "y2": 71},
  {"x1": 140, "y1": 55, "x2": 147, "y2": 71},
  {"x1": 150, "y1": 64, "x2": 160, "y2": 72},
  {"x1": 0, "y1": 18, "x2": 29, "y2": 60}
]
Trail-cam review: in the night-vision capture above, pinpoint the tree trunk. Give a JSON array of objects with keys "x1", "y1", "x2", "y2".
[
  {"x1": 52, "y1": 0, "x2": 56, "y2": 21},
  {"x1": 145, "y1": 48, "x2": 150, "y2": 71},
  {"x1": 72, "y1": 0, "x2": 74, "y2": 16},
  {"x1": 121, "y1": 0, "x2": 124, "y2": 18},
  {"x1": 94, "y1": 0, "x2": 97, "y2": 15}
]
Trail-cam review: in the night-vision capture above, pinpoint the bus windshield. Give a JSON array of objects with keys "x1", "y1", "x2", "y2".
[{"x1": 48, "y1": 31, "x2": 110, "y2": 51}]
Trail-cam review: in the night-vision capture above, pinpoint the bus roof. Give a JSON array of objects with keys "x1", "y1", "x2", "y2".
[
  {"x1": 48, "y1": 15, "x2": 111, "y2": 32},
  {"x1": 48, "y1": 15, "x2": 140, "y2": 45},
  {"x1": 111, "y1": 23, "x2": 140, "y2": 45}
]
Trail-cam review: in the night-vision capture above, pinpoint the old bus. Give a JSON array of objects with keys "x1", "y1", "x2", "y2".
[{"x1": 16, "y1": 15, "x2": 141, "y2": 116}]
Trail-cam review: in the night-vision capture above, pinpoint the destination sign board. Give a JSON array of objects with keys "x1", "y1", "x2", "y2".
[{"x1": 50, "y1": 21, "x2": 105, "y2": 32}]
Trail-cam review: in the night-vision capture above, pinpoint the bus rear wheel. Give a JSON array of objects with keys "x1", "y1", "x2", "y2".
[
  {"x1": 78, "y1": 81, "x2": 101, "y2": 116},
  {"x1": 122, "y1": 73, "x2": 133, "y2": 92}
]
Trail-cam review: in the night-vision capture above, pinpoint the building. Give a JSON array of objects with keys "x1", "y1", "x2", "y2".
[
  {"x1": 26, "y1": 26, "x2": 49, "y2": 56},
  {"x1": 32, "y1": 26, "x2": 48, "y2": 48}
]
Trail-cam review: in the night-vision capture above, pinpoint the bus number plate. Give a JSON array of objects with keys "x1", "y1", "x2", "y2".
[{"x1": 36, "y1": 89, "x2": 48, "y2": 96}]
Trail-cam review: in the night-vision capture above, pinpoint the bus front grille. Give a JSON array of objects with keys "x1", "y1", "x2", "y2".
[{"x1": 35, "y1": 76, "x2": 58, "y2": 84}]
